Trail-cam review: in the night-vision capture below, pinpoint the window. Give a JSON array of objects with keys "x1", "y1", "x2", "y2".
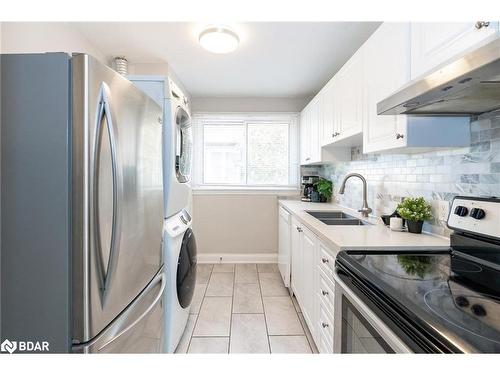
[{"x1": 193, "y1": 113, "x2": 299, "y2": 189}]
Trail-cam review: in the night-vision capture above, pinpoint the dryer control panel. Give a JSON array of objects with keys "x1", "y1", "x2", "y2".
[{"x1": 164, "y1": 209, "x2": 192, "y2": 237}]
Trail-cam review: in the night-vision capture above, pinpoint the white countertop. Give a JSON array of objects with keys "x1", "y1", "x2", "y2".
[{"x1": 279, "y1": 200, "x2": 450, "y2": 256}]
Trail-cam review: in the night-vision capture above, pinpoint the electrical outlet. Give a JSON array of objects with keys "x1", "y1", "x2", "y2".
[{"x1": 438, "y1": 200, "x2": 450, "y2": 221}]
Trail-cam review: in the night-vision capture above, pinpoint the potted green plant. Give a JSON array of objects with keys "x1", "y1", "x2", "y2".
[
  {"x1": 315, "y1": 178, "x2": 333, "y2": 203},
  {"x1": 396, "y1": 197, "x2": 433, "y2": 234}
]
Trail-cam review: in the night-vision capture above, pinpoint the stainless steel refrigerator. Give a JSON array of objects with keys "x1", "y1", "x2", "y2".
[{"x1": 1, "y1": 53, "x2": 165, "y2": 353}]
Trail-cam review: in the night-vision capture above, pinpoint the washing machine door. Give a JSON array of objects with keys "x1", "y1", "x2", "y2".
[
  {"x1": 174, "y1": 107, "x2": 192, "y2": 183},
  {"x1": 177, "y1": 228, "x2": 197, "y2": 308}
]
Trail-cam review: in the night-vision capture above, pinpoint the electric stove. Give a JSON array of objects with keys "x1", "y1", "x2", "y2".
[{"x1": 335, "y1": 196, "x2": 500, "y2": 353}]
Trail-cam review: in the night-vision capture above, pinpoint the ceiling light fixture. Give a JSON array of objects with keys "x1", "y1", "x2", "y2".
[{"x1": 198, "y1": 26, "x2": 239, "y2": 54}]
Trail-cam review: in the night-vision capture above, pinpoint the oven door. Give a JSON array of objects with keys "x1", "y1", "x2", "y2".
[{"x1": 333, "y1": 270, "x2": 411, "y2": 353}]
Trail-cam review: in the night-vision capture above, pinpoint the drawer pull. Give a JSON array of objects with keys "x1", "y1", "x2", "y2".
[
  {"x1": 321, "y1": 290, "x2": 329, "y2": 296},
  {"x1": 322, "y1": 322, "x2": 329, "y2": 328},
  {"x1": 296, "y1": 226, "x2": 303, "y2": 232},
  {"x1": 475, "y1": 21, "x2": 490, "y2": 29},
  {"x1": 321, "y1": 258, "x2": 329, "y2": 264}
]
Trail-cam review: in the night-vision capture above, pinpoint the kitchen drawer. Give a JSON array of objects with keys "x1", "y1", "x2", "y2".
[
  {"x1": 319, "y1": 244, "x2": 335, "y2": 281},
  {"x1": 318, "y1": 302, "x2": 334, "y2": 347},
  {"x1": 319, "y1": 268, "x2": 335, "y2": 313}
]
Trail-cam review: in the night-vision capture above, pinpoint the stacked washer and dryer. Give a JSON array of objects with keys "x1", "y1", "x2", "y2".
[{"x1": 130, "y1": 76, "x2": 197, "y2": 353}]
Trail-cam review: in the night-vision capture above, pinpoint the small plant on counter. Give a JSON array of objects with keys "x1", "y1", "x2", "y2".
[
  {"x1": 315, "y1": 178, "x2": 333, "y2": 203},
  {"x1": 396, "y1": 197, "x2": 433, "y2": 234}
]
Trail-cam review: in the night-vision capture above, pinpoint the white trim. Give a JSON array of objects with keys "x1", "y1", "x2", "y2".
[
  {"x1": 197, "y1": 252, "x2": 278, "y2": 264},
  {"x1": 192, "y1": 188, "x2": 300, "y2": 195}
]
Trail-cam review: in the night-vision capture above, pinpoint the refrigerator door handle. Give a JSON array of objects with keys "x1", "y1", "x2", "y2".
[
  {"x1": 93, "y1": 82, "x2": 123, "y2": 300},
  {"x1": 96, "y1": 272, "x2": 165, "y2": 351},
  {"x1": 73, "y1": 271, "x2": 166, "y2": 352}
]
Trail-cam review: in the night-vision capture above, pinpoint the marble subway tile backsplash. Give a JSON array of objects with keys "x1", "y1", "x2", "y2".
[{"x1": 306, "y1": 113, "x2": 500, "y2": 236}]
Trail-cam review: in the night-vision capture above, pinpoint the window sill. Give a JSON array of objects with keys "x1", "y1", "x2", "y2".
[{"x1": 192, "y1": 186, "x2": 301, "y2": 196}]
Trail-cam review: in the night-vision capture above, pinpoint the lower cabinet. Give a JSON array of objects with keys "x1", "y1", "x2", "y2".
[
  {"x1": 278, "y1": 207, "x2": 291, "y2": 287},
  {"x1": 289, "y1": 216, "x2": 336, "y2": 353},
  {"x1": 301, "y1": 226, "x2": 317, "y2": 338},
  {"x1": 290, "y1": 217, "x2": 304, "y2": 306},
  {"x1": 290, "y1": 219, "x2": 317, "y2": 329}
]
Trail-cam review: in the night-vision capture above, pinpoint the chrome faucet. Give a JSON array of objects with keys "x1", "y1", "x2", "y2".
[{"x1": 338, "y1": 173, "x2": 372, "y2": 217}]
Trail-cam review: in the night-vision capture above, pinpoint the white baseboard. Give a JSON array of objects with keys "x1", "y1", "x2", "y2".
[{"x1": 197, "y1": 252, "x2": 278, "y2": 264}]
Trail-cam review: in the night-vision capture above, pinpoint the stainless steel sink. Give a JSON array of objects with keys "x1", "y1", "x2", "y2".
[
  {"x1": 305, "y1": 210, "x2": 371, "y2": 226},
  {"x1": 306, "y1": 211, "x2": 355, "y2": 220},
  {"x1": 316, "y1": 218, "x2": 368, "y2": 226}
]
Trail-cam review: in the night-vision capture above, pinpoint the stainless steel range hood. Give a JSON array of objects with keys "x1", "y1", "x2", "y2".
[{"x1": 378, "y1": 38, "x2": 500, "y2": 116}]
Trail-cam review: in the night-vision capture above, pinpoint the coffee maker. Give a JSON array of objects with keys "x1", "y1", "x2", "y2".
[{"x1": 301, "y1": 175, "x2": 320, "y2": 202}]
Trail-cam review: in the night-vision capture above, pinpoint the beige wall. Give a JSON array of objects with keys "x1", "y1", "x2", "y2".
[
  {"x1": 192, "y1": 194, "x2": 281, "y2": 259},
  {"x1": 1, "y1": 22, "x2": 106, "y2": 63}
]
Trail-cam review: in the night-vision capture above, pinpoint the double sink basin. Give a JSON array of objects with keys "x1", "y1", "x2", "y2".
[{"x1": 306, "y1": 210, "x2": 371, "y2": 226}]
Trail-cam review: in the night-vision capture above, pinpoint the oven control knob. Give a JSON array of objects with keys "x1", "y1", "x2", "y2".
[
  {"x1": 454, "y1": 206, "x2": 468, "y2": 217},
  {"x1": 469, "y1": 208, "x2": 486, "y2": 220}
]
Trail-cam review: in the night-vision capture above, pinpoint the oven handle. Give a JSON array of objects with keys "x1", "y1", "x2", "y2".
[{"x1": 332, "y1": 268, "x2": 412, "y2": 353}]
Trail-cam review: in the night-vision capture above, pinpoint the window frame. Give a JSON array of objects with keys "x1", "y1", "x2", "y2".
[{"x1": 193, "y1": 112, "x2": 300, "y2": 192}]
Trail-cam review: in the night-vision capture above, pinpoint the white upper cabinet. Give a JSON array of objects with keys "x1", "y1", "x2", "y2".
[
  {"x1": 320, "y1": 78, "x2": 336, "y2": 146},
  {"x1": 300, "y1": 97, "x2": 321, "y2": 164},
  {"x1": 299, "y1": 22, "x2": 489, "y2": 160},
  {"x1": 363, "y1": 23, "x2": 411, "y2": 153},
  {"x1": 334, "y1": 48, "x2": 364, "y2": 143},
  {"x1": 411, "y1": 22, "x2": 500, "y2": 79},
  {"x1": 309, "y1": 97, "x2": 321, "y2": 163},
  {"x1": 363, "y1": 23, "x2": 470, "y2": 153},
  {"x1": 299, "y1": 106, "x2": 310, "y2": 164}
]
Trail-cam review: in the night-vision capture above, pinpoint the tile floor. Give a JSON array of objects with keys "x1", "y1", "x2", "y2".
[{"x1": 175, "y1": 263, "x2": 318, "y2": 354}]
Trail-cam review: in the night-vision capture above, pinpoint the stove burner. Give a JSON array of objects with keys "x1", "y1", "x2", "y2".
[
  {"x1": 424, "y1": 288, "x2": 500, "y2": 344},
  {"x1": 471, "y1": 304, "x2": 487, "y2": 317},
  {"x1": 455, "y1": 296, "x2": 470, "y2": 307}
]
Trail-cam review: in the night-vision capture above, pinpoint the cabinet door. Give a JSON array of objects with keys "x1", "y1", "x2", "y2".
[
  {"x1": 411, "y1": 22, "x2": 499, "y2": 79},
  {"x1": 335, "y1": 49, "x2": 364, "y2": 140},
  {"x1": 309, "y1": 97, "x2": 321, "y2": 163},
  {"x1": 278, "y1": 207, "x2": 291, "y2": 287},
  {"x1": 321, "y1": 78, "x2": 336, "y2": 146},
  {"x1": 299, "y1": 107, "x2": 310, "y2": 164},
  {"x1": 290, "y1": 218, "x2": 303, "y2": 304},
  {"x1": 363, "y1": 23, "x2": 410, "y2": 153},
  {"x1": 301, "y1": 226, "x2": 317, "y2": 334}
]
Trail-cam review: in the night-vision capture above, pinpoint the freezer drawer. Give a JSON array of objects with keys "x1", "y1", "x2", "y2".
[{"x1": 74, "y1": 269, "x2": 166, "y2": 353}]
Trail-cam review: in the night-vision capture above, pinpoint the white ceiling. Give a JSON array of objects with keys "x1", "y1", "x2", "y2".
[{"x1": 74, "y1": 22, "x2": 381, "y2": 98}]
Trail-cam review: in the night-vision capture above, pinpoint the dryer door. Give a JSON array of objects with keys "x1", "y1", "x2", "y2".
[{"x1": 177, "y1": 228, "x2": 197, "y2": 308}]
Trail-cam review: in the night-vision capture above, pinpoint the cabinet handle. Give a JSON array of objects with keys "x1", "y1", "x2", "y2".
[
  {"x1": 322, "y1": 290, "x2": 329, "y2": 296},
  {"x1": 396, "y1": 133, "x2": 405, "y2": 139},
  {"x1": 305, "y1": 157, "x2": 311, "y2": 161},
  {"x1": 475, "y1": 21, "x2": 490, "y2": 29},
  {"x1": 321, "y1": 257, "x2": 329, "y2": 264},
  {"x1": 296, "y1": 226, "x2": 303, "y2": 232},
  {"x1": 332, "y1": 132, "x2": 340, "y2": 138},
  {"x1": 322, "y1": 322, "x2": 329, "y2": 328}
]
